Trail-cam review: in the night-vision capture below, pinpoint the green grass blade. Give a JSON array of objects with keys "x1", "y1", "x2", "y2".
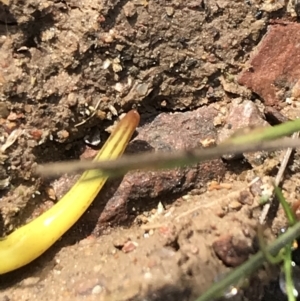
[
  {"x1": 224, "y1": 118, "x2": 300, "y2": 145},
  {"x1": 283, "y1": 244, "x2": 296, "y2": 301},
  {"x1": 274, "y1": 186, "x2": 297, "y2": 226},
  {"x1": 194, "y1": 222, "x2": 300, "y2": 301}
]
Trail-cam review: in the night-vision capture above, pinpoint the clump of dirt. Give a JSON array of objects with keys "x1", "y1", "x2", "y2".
[{"x1": 0, "y1": 0, "x2": 299, "y2": 300}]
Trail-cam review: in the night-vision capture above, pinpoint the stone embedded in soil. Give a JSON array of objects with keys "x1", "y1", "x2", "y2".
[
  {"x1": 0, "y1": 102, "x2": 9, "y2": 118},
  {"x1": 122, "y1": 240, "x2": 138, "y2": 253},
  {"x1": 73, "y1": 277, "x2": 102, "y2": 296},
  {"x1": 85, "y1": 106, "x2": 226, "y2": 231},
  {"x1": 238, "y1": 22, "x2": 300, "y2": 106},
  {"x1": 212, "y1": 234, "x2": 254, "y2": 267},
  {"x1": 218, "y1": 100, "x2": 270, "y2": 166},
  {"x1": 123, "y1": 1, "x2": 136, "y2": 18}
]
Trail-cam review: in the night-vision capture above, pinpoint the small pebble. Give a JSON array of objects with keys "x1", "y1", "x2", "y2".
[
  {"x1": 56, "y1": 130, "x2": 69, "y2": 142},
  {"x1": 21, "y1": 277, "x2": 40, "y2": 286},
  {"x1": 91, "y1": 285, "x2": 102, "y2": 295},
  {"x1": 123, "y1": 1, "x2": 136, "y2": 17},
  {"x1": 0, "y1": 102, "x2": 9, "y2": 118},
  {"x1": 67, "y1": 93, "x2": 78, "y2": 107},
  {"x1": 228, "y1": 200, "x2": 242, "y2": 210},
  {"x1": 122, "y1": 241, "x2": 138, "y2": 253},
  {"x1": 166, "y1": 7, "x2": 174, "y2": 16},
  {"x1": 136, "y1": 83, "x2": 149, "y2": 96}
]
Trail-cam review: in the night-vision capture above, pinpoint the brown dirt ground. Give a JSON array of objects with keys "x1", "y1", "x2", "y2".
[{"x1": 1, "y1": 0, "x2": 300, "y2": 300}]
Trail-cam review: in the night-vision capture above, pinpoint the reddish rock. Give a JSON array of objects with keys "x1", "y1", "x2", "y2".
[
  {"x1": 238, "y1": 23, "x2": 300, "y2": 106},
  {"x1": 218, "y1": 100, "x2": 269, "y2": 165},
  {"x1": 122, "y1": 241, "x2": 138, "y2": 253},
  {"x1": 53, "y1": 106, "x2": 226, "y2": 236},
  {"x1": 212, "y1": 235, "x2": 253, "y2": 267},
  {"x1": 218, "y1": 100, "x2": 268, "y2": 144},
  {"x1": 89, "y1": 106, "x2": 226, "y2": 232}
]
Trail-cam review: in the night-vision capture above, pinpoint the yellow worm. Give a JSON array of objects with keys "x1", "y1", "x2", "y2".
[{"x1": 0, "y1": 110, "x2": 140, "y2": 274}]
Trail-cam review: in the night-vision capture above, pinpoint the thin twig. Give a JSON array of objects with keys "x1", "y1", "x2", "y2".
[
  {"x1": 259, "y1": 132, "x2": 299, "y2": 224},
  {"x1": 74, "y1": 99, "x2": 101, "y2": 127},
  {"x1": 37, "y1": 137, "x2": 300, "y2": 178}
]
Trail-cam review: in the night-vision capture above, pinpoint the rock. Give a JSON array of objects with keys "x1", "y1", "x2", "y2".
[
  {"x1": 212, "y1": 235, "x2": 253, "y2": 267},
  {"x1": 122, "y1": 240, "x2": 138, "y2": 253},
  {"x1": 89, "y1": 105, "x2": 226, "y2": 231},
  {"x1": 74, "y1": 278, "x2": 101, "y2": 296},
  {"x1": 0, "y1": 102, "x2": 9, "y2": 118},
  {"x1": 21, "y1": 277, "x2": 40, "y2": 286},
  {"x1": 238, "y1": 22, "x2": 300, "y2": 106},
  {"x1": 165, "y1": 7, "x2": 174, "y2": 17},
  {"x1": 218, "y1": 100, "x2": 270, "y2": 166},
  {"x1": 123, "y1": 1, "x2": 136, "y2": 18}
]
